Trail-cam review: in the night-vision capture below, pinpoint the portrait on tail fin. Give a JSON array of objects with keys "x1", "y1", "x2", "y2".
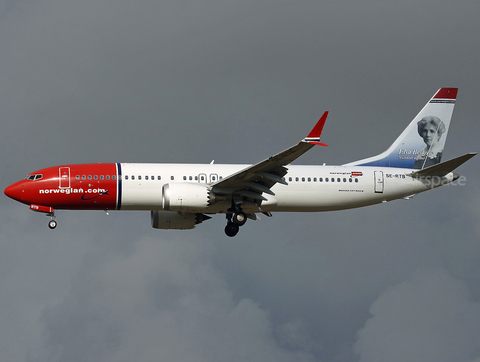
[
  {"x1": 413, "y1": 116, "x2": 446, "y2": 169},
  {"x1": 344, "y1": 88, "x2": 457, "y2": 169}
]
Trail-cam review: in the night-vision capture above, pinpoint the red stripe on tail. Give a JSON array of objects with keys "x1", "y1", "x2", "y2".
[{"x1": 433, "y1": 88, "x2": 458, "y2": 99}]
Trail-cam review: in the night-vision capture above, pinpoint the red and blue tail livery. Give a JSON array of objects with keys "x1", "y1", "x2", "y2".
[
  {"x1": 345, "y1": 88, "x2": 458, "y2": 169},
  {"x1": 4, "y1": 88, "x2": 475, "y2": 236}
]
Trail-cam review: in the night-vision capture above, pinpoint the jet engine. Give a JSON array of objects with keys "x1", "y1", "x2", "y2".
[
  {"x1": 162, "y1": 183, "x2": 215, "y2": 212},
  {"x1": 151, "y1": 210, "x2": 211, "y2": 229}
]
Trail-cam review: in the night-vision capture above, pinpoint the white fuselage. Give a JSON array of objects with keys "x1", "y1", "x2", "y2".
[{"x1": 118, "y1": 163, "x2": 452, "y2": 213}]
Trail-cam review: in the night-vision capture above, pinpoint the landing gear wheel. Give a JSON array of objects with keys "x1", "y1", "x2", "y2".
[
  {"x1": 233, "y1": 212, "x2": 247, "y2": 226},
  {"x1": 225, "y1": 222, "x2": 239, "y2": 237},
  {"x1": 48, "y1": 220, "x2": 57, "y2": 229}
]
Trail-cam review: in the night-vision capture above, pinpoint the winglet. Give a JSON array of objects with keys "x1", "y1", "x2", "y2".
[{"x1": 303, "y1": 111, "x2": 328, "y2": 146}]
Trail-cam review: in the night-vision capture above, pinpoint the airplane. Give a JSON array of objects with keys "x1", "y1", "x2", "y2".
[{"x1": 4, "y1": 88, "x2": 476, "y2": 237}]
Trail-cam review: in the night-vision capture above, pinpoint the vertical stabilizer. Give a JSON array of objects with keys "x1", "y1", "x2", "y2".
[{"x1": 344, "y1": 88, "x2": 457, "y2": 169}]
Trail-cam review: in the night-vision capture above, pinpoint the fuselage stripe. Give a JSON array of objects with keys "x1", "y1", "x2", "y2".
[{"x1": 116, "y1": 163, "x2": 122, "y2": 210}]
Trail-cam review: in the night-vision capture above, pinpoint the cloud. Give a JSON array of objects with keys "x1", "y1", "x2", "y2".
[
  {"x1": 1, "y1": 0, "x2": 480, "y2": 361},
  {"x1": 32, "y1": 236, "x2": 315, "y2": 362},
  {"x1": 354, "y1": 268, "x2": 480, "y2": 362}
]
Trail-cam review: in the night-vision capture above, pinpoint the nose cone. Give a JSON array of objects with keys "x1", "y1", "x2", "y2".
[{"x1": 4, "y1": 181, "x2": 25, "y2": 202}]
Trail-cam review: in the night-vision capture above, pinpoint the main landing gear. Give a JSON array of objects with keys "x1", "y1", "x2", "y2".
[{"x1": 224, "y1": 211, "x2": 247, "y2": 237}]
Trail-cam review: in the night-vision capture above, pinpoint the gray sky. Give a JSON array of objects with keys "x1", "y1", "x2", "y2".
[{"x1": 1, "y1": 0, "x2": 480, "y2": 361}]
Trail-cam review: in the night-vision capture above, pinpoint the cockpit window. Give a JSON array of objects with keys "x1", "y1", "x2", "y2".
[
  {"x1": 35, "y1": 174, "x2": 43, "y2": 180},
  {"x1": 26, "y1": 174, "x2": 43, "y2": 181}
]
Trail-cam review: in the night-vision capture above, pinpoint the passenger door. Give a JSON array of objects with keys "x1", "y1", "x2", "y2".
[
  {"x1": 59, "y1": 167, "x2": 70, "y2": 188},
  {"x1": 374, "y1": 171, "x2": 384, "y2": 193}
]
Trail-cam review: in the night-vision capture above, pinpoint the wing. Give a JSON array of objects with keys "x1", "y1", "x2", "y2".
[{"x1": 211, "y1": 112, "x2": 329, "y2": 206}]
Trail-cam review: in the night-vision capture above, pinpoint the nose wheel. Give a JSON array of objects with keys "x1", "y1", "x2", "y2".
[
  {"x1": 48, "y1": 219, "x2": 57, "y2": 229},
  {"x1": 47, "y1": 212, "x2": 57, "y2": 229}
]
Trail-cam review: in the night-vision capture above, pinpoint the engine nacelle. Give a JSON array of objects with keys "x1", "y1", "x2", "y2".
[
  {"x1": 162, "y1": 183, "x2": 214, "y2": 212},
  {"x1": 151, "y1": 210, "x2": 207, "y2": 229}
]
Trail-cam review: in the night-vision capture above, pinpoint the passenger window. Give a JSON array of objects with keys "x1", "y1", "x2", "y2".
[
  {"x1": 313, "y1": 178, "x2": 317, "y2": 182},
  {"x1": 132, "y1": 175, "x2": 135, "y2": 180},
  {"x1": 112, "y1": 176, "x2": 116, "y2": 180},
  {"x1": 125, "y1": 175, "x2": 129, "y2": 180},
  {"x1": 320, "y1": 178, "x2": 323, "y2": 182},
  {"x1": 219, "y1": 176, "x2": 223, "y2": 180},
  {"x1": 88, "y1": 175, "x2": 92, "y2": 180},
  {"x1": 82, "y1": 175, "x2": 86, "y2": 180},
  {"x1": 183, "y1": 176, "x2": 187, "y2": 180},
  {"x1": 171, "y1": 176, "x2": 174, "y2": 180},
  {"x1": 145, "y1": 176, "x2": 149, "y2": 180},
  {"x1": 94, "y1": 175, "x2": 98, "y2": 180},
  {"x1": 138, "y1": 176, "x2": 142, "y2": 180},
  {"x1": 331, "y1": 178, "x2": 334, "y2": 182},
  {"x1": 295, "y1": 177, "x2": 299, "y2": 182},
  {"x1": 355, "y1": 178, "x2": 358, "y2": 183},
  {"x1": 325, "y1": 178, "x2": 328, "y2": 182},
  {"x1": 337, "y1": 178, "x2": 340, "y2": 182},
  {"x1": 189, "y1": 176, "x2": 192, "y2": 180},
  {"x1": 157, "y1": 176, "x2": 161, "y2": 180},
  {"x1": 343, "y1": 178, "x2": 346, "y2": 182},
  {"x1": 289, "y1": 177, "x2": 292, "y2": 182},
  {"x1": 106, "y1": 175, "x2": 110, "y2": 180},
  {"x1": 349, "y1": 178, "x2": 352, "y2": 182},
  {"x1": 302, "y1": 177, "x2": 305, "y2": 182},
  {"x1": 100, "y1": 175, "x2": 104, "y2": 180},
  {"x1": 76, "y1": 175, "x2": 80, "y2": 180},
  {"x1": 151, "y1": 176, "x2": 154, "y2": 180}
]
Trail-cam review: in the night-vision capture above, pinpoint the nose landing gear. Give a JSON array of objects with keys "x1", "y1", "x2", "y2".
[
  {"x1": 48, "y1": 219, "x2": 57, "y2": 229},
  {"x1": 47, "y1": 211, "x2": 57, "y2": 229},
  {"x1": 29, "y1": 204, "x2": 57, "y2": 230}
]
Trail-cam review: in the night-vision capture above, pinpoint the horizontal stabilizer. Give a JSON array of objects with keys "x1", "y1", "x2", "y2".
[{"x1": 410, "y1": 152, "x2": 476, "y2": 178}]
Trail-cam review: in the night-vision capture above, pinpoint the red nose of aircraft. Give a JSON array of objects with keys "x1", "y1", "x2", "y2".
[{"x1": 4, "y1": 181, "x2": 25, "y2": 203}]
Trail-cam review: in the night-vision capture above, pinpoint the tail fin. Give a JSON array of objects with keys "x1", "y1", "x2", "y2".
[{"x1": 344, "y1": 88, "x2": 458, "y2": 169}]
